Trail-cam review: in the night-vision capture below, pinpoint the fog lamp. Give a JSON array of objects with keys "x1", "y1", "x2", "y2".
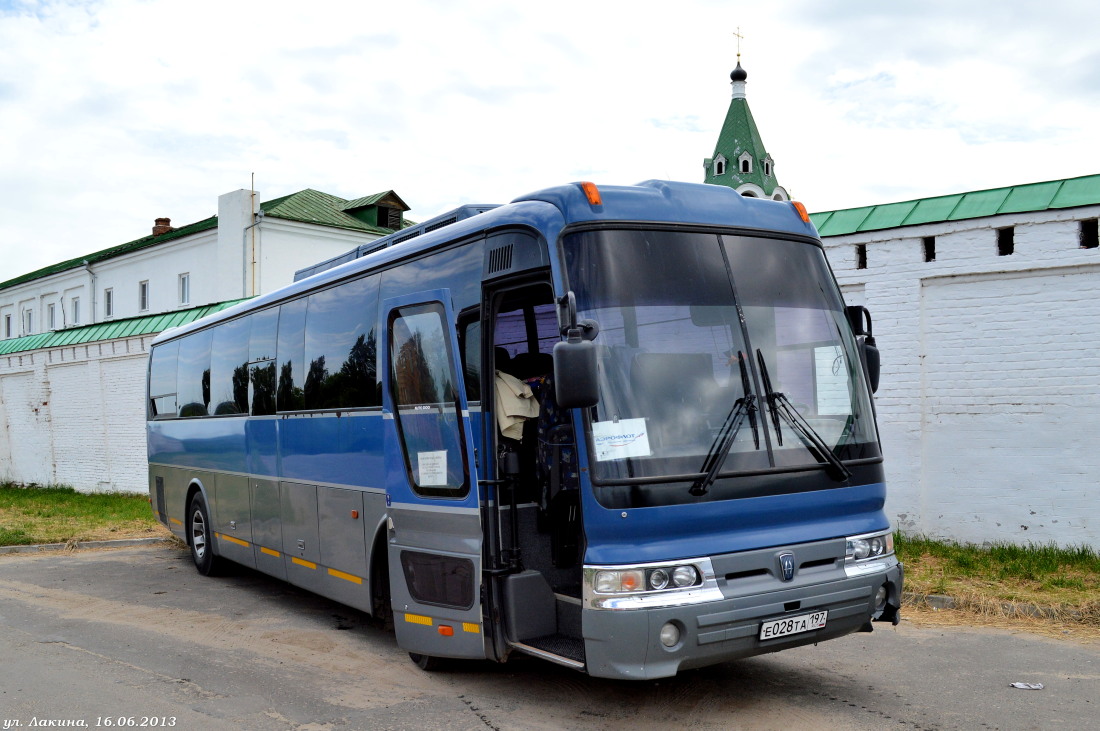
[
  {"x1": 659, "y1": 622, "x2": 680, "y2": 647},
  {"x1": 874, "y1": 584, "x2": 888, "y2": 610},
  {"x1": 649, "y1": 568, "x2": 670, "y2": 590}
]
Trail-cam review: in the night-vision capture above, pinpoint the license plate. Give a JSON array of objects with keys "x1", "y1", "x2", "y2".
[{"x1": 759, "y1": 610, "x2": 828, "y2": 640}]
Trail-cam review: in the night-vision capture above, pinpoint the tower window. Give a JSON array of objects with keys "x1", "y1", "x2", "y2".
[
  {"x1": 856, "y1": 244, "x2": 867, "y2": 270},
  {"x1": 1080, "y1": 219, "x2": 1099, "y2": 249},
  {"x1": 741, "y1": 159, "x2": 751, "y2": 173},
  {"x1": 764, "y1": 161, "x2": 772, "y2": 177},
  {"x1": 922, "y1": 236, "x2": 936, "y2": 263},
  {"x1": 997, "y1": 227, "x2": 1014, "y2": 256},
  {"x1": 715, "y1": 160, "x2": 725, "y2": 176}
]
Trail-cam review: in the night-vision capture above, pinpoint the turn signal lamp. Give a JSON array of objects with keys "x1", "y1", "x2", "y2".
[
  {"x1": 792, "y1": 200, "x2": 811, "y2": 223},
  {"x1": 580, "y1": 181, "x2": 603, "y2": 206}
]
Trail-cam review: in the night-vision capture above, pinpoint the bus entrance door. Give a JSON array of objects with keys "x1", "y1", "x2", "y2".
[{"x1": 381, "y1": 291, "x2": 486, "y2": 661}]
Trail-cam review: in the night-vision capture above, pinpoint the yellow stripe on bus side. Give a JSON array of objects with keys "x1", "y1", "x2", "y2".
[
  {"x1": 327, "y1": 568, "x2": 363, "y2": 585},
  {"x1": 462, "y1": 622, "x2": 480, "y2": 634},
  {"x1": 216, "y1": 533, "x2": 250, "y2": 548},
  {"x1": 260, "y1": 546, "x2": 281, "y2": 557},
  {"x1": 405, "y1": 613, "x2": 433, "y2": 626},
  {"x1": 291, "y1": 557, "x2": 317, "y2": 569}
]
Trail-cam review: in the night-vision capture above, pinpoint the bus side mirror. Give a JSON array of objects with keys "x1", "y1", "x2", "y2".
[
  {"x1": 553, "y1": 336, "x2": 599, "y2": 409},
  {"x1": 846, "y1": 305, "x2": 880, "y2": 394}
]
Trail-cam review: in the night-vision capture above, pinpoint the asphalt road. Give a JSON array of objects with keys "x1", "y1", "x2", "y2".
[{"x1": 0, "y1": 544, "x2": 1096, "y2": 731}]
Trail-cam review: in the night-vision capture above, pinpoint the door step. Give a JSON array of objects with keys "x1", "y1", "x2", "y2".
[{"x1": 509, "y1": 634, "x2": 585, "y2": 670}]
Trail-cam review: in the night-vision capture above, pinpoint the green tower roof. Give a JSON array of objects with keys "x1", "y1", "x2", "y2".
[{"x1": 703, "y1": 62, "x2": 785, "y2": 199}]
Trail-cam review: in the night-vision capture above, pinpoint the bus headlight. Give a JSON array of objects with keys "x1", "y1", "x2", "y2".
[
  {"x1": 590, "y1": 564, "x2": 702, "y2": 595},
  {"x1": 845, "y1": 531, "x2": 894, "y2": 561}
]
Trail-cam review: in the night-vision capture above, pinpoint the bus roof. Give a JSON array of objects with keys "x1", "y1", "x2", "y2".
[{"x1": 152, "y1": 180, "x2": 818, "y2": 346}]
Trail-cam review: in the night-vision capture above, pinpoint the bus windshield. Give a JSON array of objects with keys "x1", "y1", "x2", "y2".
[{"x1": 562, "y1": 228, "x2": 879, "y2": 486}]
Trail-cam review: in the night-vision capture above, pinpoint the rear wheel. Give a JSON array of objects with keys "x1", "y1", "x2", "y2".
[{"x1": 187, "y1": 492, "x2": 223, "y2": 576}]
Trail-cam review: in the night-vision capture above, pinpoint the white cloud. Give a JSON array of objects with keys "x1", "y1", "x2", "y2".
[{"x1": 1, "y1": 0, "x2": 1098, "y2": 279}]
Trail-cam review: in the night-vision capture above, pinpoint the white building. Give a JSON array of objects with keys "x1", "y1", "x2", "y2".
[
  {"x1": 0, "y1": 187, "x2": 409, "y2": 491},
  {"x1": 813, "y1": 176, "x2": 1100, "y2": 549}
]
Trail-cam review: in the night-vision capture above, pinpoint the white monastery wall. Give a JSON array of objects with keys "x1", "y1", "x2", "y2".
[
  {"x1": 824, "y1": 205, "x2": 1100, "y2": 548},
  {"x1": 0, "y1": 336, "x2": 150, "y2": 492}
]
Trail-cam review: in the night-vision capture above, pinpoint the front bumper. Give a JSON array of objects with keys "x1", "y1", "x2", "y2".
[{"x1": 582, "y1": 559, "x2": 903, "y2": 680}]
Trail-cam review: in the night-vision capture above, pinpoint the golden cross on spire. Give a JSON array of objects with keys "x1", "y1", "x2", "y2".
[{"x1": 733, "y1": 27, "x2": 744, "y2": 61}]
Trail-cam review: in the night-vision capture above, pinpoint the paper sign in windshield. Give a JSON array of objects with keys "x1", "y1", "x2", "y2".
[
  {"x1": 417, "y1": 450, "x2": 449, "y2": 486},
  {"x1": 592, "y1": 418, "x2": 652, "y2": 462}
]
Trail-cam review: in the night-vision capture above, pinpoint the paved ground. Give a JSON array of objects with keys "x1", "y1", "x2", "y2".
[{"x1": 0, "y1": 544, "x2": 1096, "y2": 730}]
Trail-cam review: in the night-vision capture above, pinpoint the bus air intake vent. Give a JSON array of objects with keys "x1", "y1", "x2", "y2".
[
  {"x1": 424, "y1": 216, "x2": 459, "y2": 234},
  {"x1": 488, "y1": 244, "x2": 514, "y2": 273}
]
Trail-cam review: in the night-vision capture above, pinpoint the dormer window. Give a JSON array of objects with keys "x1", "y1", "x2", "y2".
[
  {"x1": 763, "y1": 156, "x2": 773, "y2": 178},
  {"x1": 738, "y1": 151, "x2": 753, "y2": 174},
  {"x1": 713, "y1": 155, "x2": 727, "y2": 177}
]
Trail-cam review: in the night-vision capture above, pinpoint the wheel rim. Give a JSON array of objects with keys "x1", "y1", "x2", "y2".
[{"x1": 191, "y1": 508, "x2": 207, "y2": 560}]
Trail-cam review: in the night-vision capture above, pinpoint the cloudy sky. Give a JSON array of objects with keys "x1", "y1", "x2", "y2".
[{"x1": 2, "y1": 0, "x2": 1098, "y2": 280}]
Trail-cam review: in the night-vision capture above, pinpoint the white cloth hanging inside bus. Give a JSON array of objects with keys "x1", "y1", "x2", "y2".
[{"x1": 494, "y1": 369, "x2": 540, "y2": 440}]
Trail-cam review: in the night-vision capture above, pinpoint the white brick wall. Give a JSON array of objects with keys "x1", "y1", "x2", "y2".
[
  {"x1": 0, "y1": 337, "x2": 150, "y2": 492},
  {"x1": 823, "y1": 206, "x2": 1100, "y2": 548}
]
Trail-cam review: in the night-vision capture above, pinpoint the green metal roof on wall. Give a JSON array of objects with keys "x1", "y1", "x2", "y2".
[
  {"x1": 810, "y1": 174, "x2": 1100, "y2": 237},
  {"x1": 0, "y1": 299, "x2": 251, "y2": 356}
]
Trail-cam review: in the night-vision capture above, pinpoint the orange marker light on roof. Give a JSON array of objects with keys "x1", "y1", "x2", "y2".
[
  {"x1": 791, "y1": 200, "x2": 811, "y2": 223},
  {"x1": 580, "y1": 181, "x2": 602, "y2": 206}
]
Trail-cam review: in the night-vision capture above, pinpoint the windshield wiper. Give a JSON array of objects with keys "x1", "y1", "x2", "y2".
[
  {"x1": 690, "y1": 353, "x2": 758, "y2": 496},
  {"x1": 755, "y1": 349, "x2": 852, "y2": 482}
]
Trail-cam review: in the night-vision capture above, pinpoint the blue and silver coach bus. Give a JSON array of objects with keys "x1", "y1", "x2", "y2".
[{"x1": 147, "y1": 179, "x2": 901, "y2": 679}]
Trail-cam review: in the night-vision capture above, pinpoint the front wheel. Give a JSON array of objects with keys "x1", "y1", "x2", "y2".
[
  {"x1": 408, "y1": 653, "x2": 447, "y2": 671},
  {"x1": 187, "y1": 492, "x2": 224, "y2": 576}
]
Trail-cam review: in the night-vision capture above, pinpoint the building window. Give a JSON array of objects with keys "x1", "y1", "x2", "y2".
[
  {"x1": 72, "y1": 297, "x2": 80, "y2": 325},
  {"x1": 104, "y1": 288, "x2": 114, "y2": 318},
  {"x1": 715, "y1": 159, "x2": 726, "y2": 176},
  {"x1": 1080, "y1": 219, "x2": 1099, "y2": 249},
  {"x1": 139, "y1": 281, "x2": 149, "y2": 312},
  {"x1": 922, "y1": 236, "x2": 936, "y2": 263},
  {"x1": 48, "y1": 303, "x2": 56, "y2": 330},
  {"x1": 179, "y1": 273, "x2": 190, "y2": 306},
  {"x1": 764, "y1": 160, "x2": 772, "y2": 177},
  {"x1": 23, "y1": 309, "x2": 33, "y2": 335},
  {"x1": 4, "y1": 314, "x2": 10, "y2": 338},
  {"x1": 856, "y1": 244, "x2": 867, "y2": 270},
  {"x1": 741, "y1": 159, "x2": 751, "y2": 173},
  {"x1": 997, "y1": 227, "x2": 1014, "y2": 256}
]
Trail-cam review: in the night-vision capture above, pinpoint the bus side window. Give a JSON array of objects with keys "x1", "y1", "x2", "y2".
[
  {"x1": 304, "y1": 274, "x2": 380, "y2": 410},
  {"x1": 210, "y1": 316, "x2": 250, "y2": 415},
  {"x1": 176, "y1": 330, "x2": 212, "y2": 417},
  {"x1": 390, "y1": 303, "x2": 468, "y2": 497},
  {"x1": 458, "y1": 312, "x2": 481, "y2": 403},
  {"x1": 276, "y1": 300, "x2": 308, "y2": 412},
  {"x1": 148, "y1": 340, "x2": 179, "y2": 419},
  {"x1": 248, "y1": 308, "x2": 280, "y2": 417}
]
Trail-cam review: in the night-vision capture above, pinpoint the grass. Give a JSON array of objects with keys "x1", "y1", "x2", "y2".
[
  {"x1": 0, "y1": 482, "x2": 162, "y2": 546},
  {"x1": 897, "y1": 532, "x2": 1100, "y2": 626}
]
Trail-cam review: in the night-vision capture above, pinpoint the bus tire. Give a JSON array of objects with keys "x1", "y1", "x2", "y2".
[
  {"x1": 187, "y1": 492, "x2": 223, "y2": 577},
  {"x1": 409, "y1": 653, "x2": 446, "y2": 671}
]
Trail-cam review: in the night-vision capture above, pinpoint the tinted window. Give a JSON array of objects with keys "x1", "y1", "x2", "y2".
[
  {"x1": 210, "y1": 317, "x2": 250, "y2": 415},
  {"x1": 304, "y1": 275, "x2": 380, "y2": 409},
  {"x1": 249, "y1": 307, "x2": 279, "y2": 362},
  {"x1": 276, "y1": 299, "x2": 308, "y2": 412},
  {"x1": 390, "y1": 303, "x2": 468, "y2": 497},
  {"x1": 176, "y1": 331, "x2": 212, "y2": 417},
  {"x1": 148, "y1": 341, "x2": 179, "y2": 419}
]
